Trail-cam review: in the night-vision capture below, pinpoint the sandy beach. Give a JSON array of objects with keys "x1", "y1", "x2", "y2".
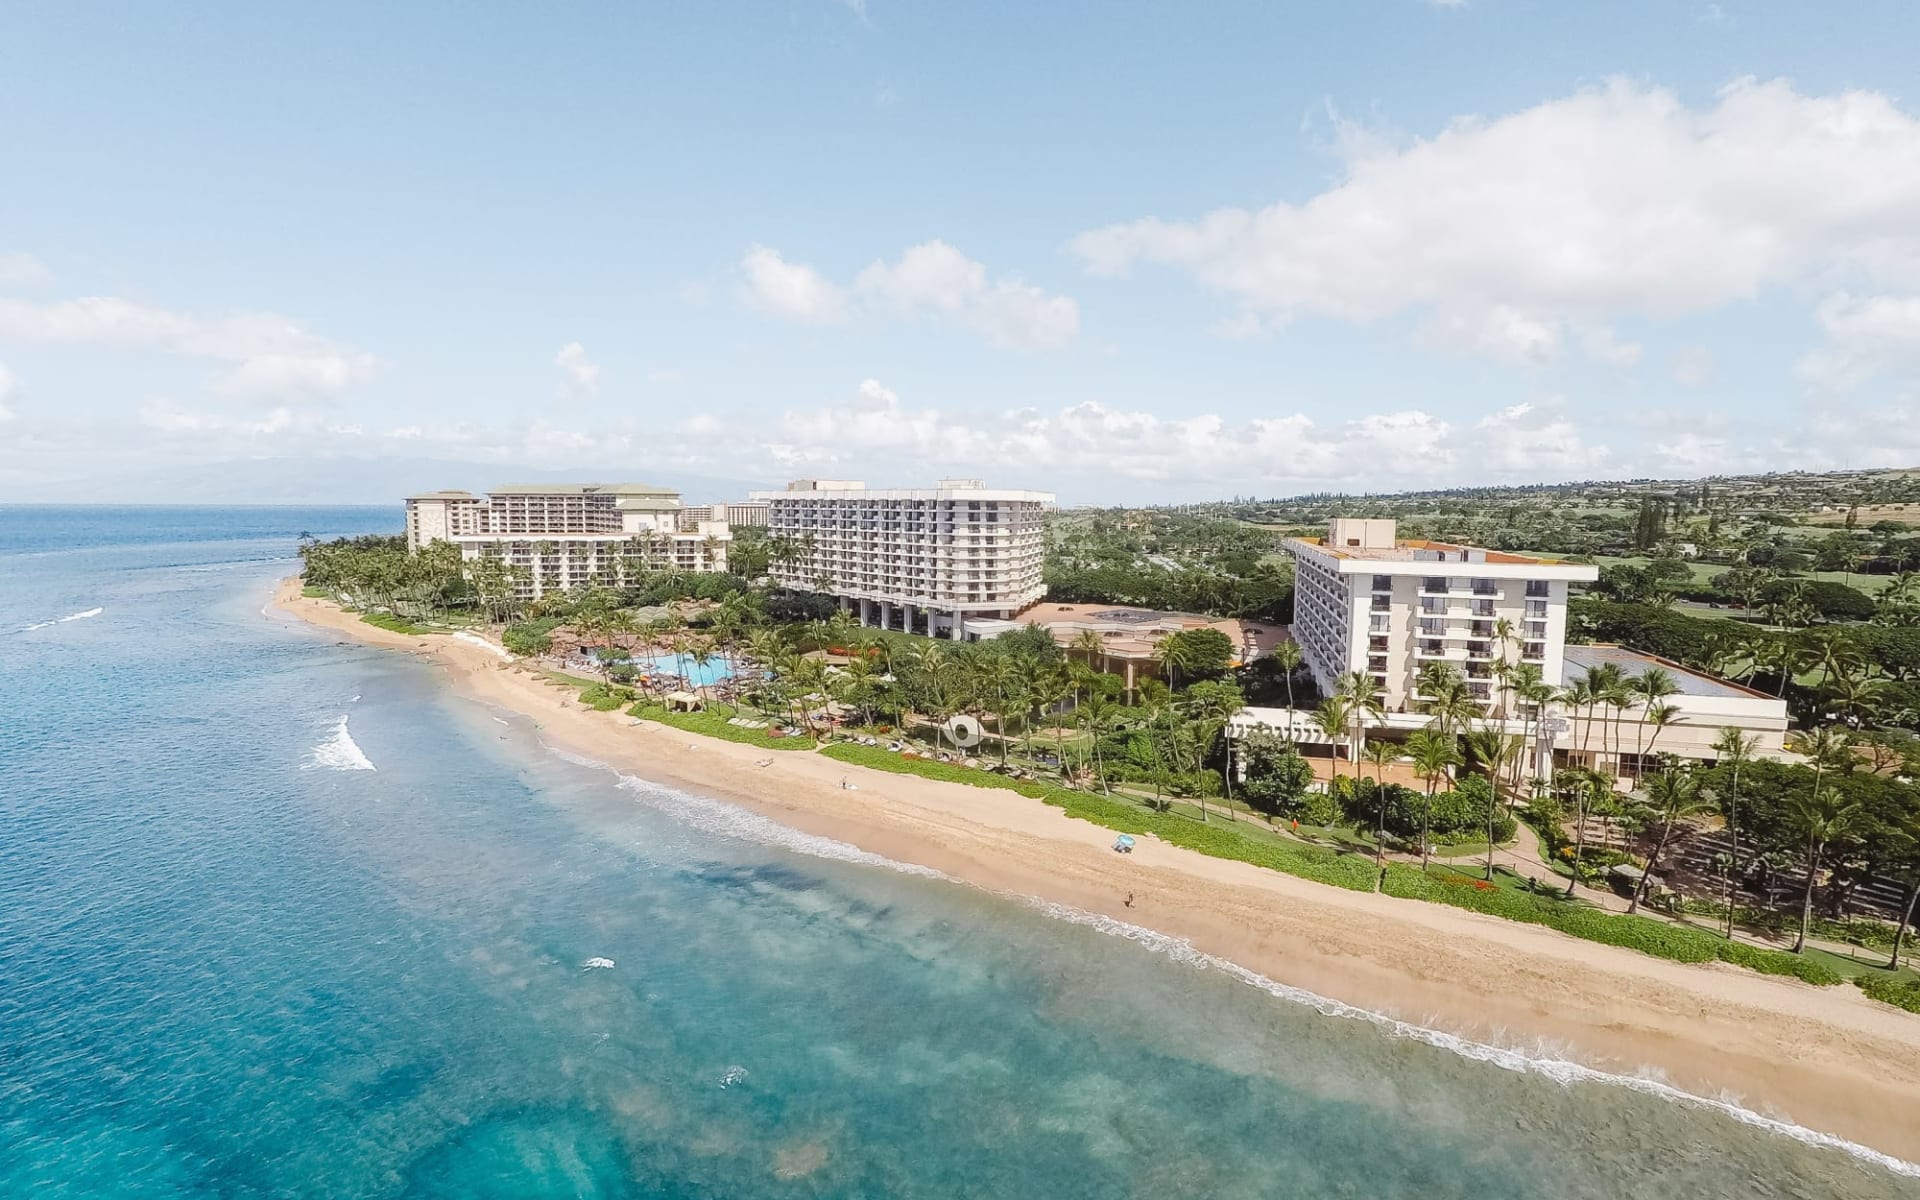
[{"x1": 273, "y1": 578, "x2": 1920, "y2": 1164}]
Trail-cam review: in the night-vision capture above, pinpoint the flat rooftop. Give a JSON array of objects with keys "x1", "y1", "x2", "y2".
[
  {"x1": 489, "y1": 483, "x2": 680, "y2": 496},
  {"x1": 971, "y1": 603, "x2": 1289, "y2": 664},
  {"x1": 1563, "y1": 644, "x2": 1770, "y2": 700},
  {"x1": 1288, "y1": 536, "x2": 1556, "y2": 566}
]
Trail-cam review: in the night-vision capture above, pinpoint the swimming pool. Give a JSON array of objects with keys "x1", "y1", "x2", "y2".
[{"x1": 633, "y1": 651, "x2": 735, "y2": 688}]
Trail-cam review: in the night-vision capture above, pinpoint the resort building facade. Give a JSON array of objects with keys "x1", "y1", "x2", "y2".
[
  {"x1": 404, "y1": 483, "x2": 731, "y2": 599},
  {"x1": 749, "y1": 478, "x2": 1052, "y2": 640},
  {"x1": 680, "y1": 501, "x2": 770, "y2": 528},
  {"x1": 1286, "y1": 518, "x2": 1597, "y2": 711},
  {"x1": 1232, "y1": 517, "x2": 1791, "y2": 781}
]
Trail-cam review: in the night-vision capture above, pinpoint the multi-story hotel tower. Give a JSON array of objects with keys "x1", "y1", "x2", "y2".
[
  {"x1": 404, "y1": 483, "x2": 731, "y2": 599},
  {"x1": 749, "y1": 478, "x2": 1052, "y2": 640},
  {"x1": 1285, "y1": 518, "x2": 1598, "y2": 711}
]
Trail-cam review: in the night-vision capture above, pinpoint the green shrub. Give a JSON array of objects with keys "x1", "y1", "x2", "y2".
[
  {"x1": 1378, "y1": 868, "x2": 1840, "y2": 984},
  {"x1": 1858, "y1": 974, "x2": 1920, "y2": 1014},
  {"x1": 503, "y1": 616, "x2": 564, "y2": 656},
  {"x1": 361, "y1": 612, "x2": 428, "y2": 635},
  {"x1": 577, "y1": 683, "x2": 629, "y2": 712},
  {"x1": 820, "y1": 744, "x2": 1054, "y2": 796},
  {"x1": 626, "y1": 703, "x2": 815, "y2": 750}
]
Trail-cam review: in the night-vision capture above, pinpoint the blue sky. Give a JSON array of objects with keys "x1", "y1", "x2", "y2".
[{"x1": 3, "y1": 1, "x2": 1920, "y2": 503}]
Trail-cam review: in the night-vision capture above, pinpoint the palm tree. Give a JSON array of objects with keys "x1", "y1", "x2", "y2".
[
  {"x1": 1565, "y1": 768, "x2": 1615, "y2": 899},
  {"x1": 1785, "y1": 786, "x2": 1865, "y2": 953},
  {"x1": 1463, "y1": 727, "x2": 1522, "y2": 880},
  {"x1": 1313, "y1": 698, "x2": 1352, "y2": 791},
  {"x1": 1885, "y1": 804, "x2": 1920, "y2": 972},
  {"x1": 1628, "y1": 666, "x2": 1681, "y2": 779},
  {"x1": 1071, "y1": 628, "x2": 1105, "y2": 672},
  {"x1": 1640, "y1": 701, "x2": 1682, "y2": 761},
  {"x1": 1405, "y1": 726, "x2": 1461, "y2": 873},
  {"x1": 1078, "y1": 692, "x2": 1119, "y2": 794},
  {"x1": 1560, "y1": 677, "x2": 1600, "y2": 771},
  {"x1": 1270, "y1": 639, "x2": 1304, "y2": 711},
  {"x1": 1360, "y1": 739, "x2": 1399, "y2": 886},
  {"x1": 1712, "y1": 727, "x2": 1761, "y2": 939},
  {"x1": 1627, "y1": 763, "x2": 1713, "y2": 915},
  {"x1": 1152, "y1": 631, "x2": 1197, "y2": 691},
  {"x1": 982, "y1": 654, "x2": 1022, "y2": 768},
  {"x1": 1335, "y1": 670, "x2": 1383, "y2": 770},
  {"x1": 1415, "y1": 662, "x2": 1481, "y2": 740}
]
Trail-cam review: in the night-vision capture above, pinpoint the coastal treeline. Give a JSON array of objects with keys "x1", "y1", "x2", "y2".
[{"x1": 299, "y1": 526, "x2": 1920, "y2": 1012}]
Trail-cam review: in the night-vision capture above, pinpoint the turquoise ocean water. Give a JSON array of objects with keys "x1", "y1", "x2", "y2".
[{"x1": 2, "y1": 505, "x2": 1917, "y2": 1199}]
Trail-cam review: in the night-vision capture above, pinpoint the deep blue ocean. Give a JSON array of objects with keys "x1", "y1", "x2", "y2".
[{"x1": 2, "y1": 505, "x2": 1917, "y2": 1199}]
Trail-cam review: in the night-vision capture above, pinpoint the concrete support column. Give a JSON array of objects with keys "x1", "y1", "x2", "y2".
[
  {"x1": 882, "y1": 601, "x2": 896, "y2": 631},
  {"x1": 950, "y1": 610, "x2": 965, "y2": 641},
  {"x1": 903, "y1": 604, "x2": 916, "y2": 636}
]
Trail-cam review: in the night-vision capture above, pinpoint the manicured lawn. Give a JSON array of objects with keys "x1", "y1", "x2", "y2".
[
  {"x1": 360, "y1": 611, "x2": 429, "y2": 635},
  {"x1": 628, "y1": 702, "x2": 816, "y2": 750}
]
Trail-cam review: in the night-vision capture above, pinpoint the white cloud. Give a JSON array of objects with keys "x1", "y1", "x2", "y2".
[
  {"x1": 744, "y1": 239, "x2": 1079, "y2": 349},
  {"x1": 1582, "y1": 326, "x2": 1643, "y2": 367},
  {"x1": 0, "y1": 295, "x2": 377, "y2": 399},
  {"x1": 0, "y1": 253, "x2": 52, "y2": 291},
  {"x1": 1798, "y1": 293, "x2": 1920, "y2": 388},
  {"x1": 1419, "y1": 305, "x2": 1562, "y2": 364},
  {"x1": 672, "y1": 378, "x2": 1612, "y2": 490},
  {"x1": 554, "y1": 341, "x2": 601, "y2": 392},
  {"x1": 1072, "y1": 78, "x2": 1920, "y2": 362},
  {"x1": 1672, "y1": 345, "x2": 1717, "y2": 387},
  {"x1": 739, "y1": 245, "x2": 847, "y2": 324},
  {"x1": 0, "y1": 361, "x2": 14, "y2": 422}
]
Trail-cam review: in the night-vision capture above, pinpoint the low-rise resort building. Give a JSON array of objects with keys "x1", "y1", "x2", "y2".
[{"x1": 405, "y1": 483, "x2": 732, "y2": 599}]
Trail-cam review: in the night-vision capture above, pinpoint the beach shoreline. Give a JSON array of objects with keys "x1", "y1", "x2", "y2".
[{"x1": 272, "y1": 578, "x2": 1920, "y2": 1166}]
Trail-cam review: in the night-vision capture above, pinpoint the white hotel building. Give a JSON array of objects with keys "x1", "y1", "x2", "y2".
[
  {"x1": 1286, "y1": 517, "x2": 1598, "y2": 712},
  {"x1": 405, "y1": 483, "x2": 731, "y2": 599},
  {"x1": 1230, "y1": 519, "x2": 1792, "y2": 777},
  {"x1": 750, "y1": 478, "x2": 1052, "y2": 640}
]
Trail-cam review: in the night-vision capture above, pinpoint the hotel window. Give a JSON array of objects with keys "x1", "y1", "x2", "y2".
[
  {"x1": 1419, "y1": 618, "x2": 1445, "y2": 636},
  {"x1": 1471, "y1": 599, "x2": 1495, "y2": 617},
  {"x1": 1420, "y1": 598, "x2": 1446, "y2": 615},
  {"x1": 1526, "y1": 581, "x2": 1551, "y2": 598},
  {"x1": 1523, "y1": 641, "x2": 1546, "y2": 660},
  {"x1": 1422, "y1": 576, "x2": 1448, "y2": 593},
  {"x1": 1526, "y1": 599, "x2": 1548, "y2": 618},
  {"x1": 1472, "y1": 578, "x2": 1496, "y2": 596},
  {"x1": 1371, "y1": 574, "x2": 1392, "y2": 592}
]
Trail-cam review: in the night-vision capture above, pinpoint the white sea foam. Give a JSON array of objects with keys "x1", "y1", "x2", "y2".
[
  {"x1": 538, "y1": 742, "x2": 1920, "y2": 1178},
  {"x1": 582, "y1": 956, "x2": 616, "y2": 971},
  {"x1": 307, "y1": 715, "x2": 377, "y2": 772},
  {"x1": 454, "y1": 630, "x2": 513, "y2": 659},
  {"x1": 19, "y1": 605, "x2": 103, "y2": 632},
  {"x1": 615, "y1": 774, "x2": 944, "y2": 878},
  {"x1": 1020, "y1": 901, "x2": 1920, "y2": 1178}
]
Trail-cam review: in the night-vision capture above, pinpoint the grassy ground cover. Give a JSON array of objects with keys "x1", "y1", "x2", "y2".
[
  {"x1": 360, "y1": 611, "x2": 430, "y2": 635},
  {"x1": 628, "y1": 702, "x2": 816, "y2": 750},
  {"x1": 816, "y1": 745, "x2": 1845, "y2": 986},
  {"x1": 1859, "y1": 974, "x2": 1920, "y2": 1013}
]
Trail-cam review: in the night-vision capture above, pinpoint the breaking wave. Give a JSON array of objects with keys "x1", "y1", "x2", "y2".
[
  {"x1": 19, "y1": 606, "x2": 103, "y2": 632},
  {"x1": 307, "y1": 715, "x2": 376, "y2": 771}
]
